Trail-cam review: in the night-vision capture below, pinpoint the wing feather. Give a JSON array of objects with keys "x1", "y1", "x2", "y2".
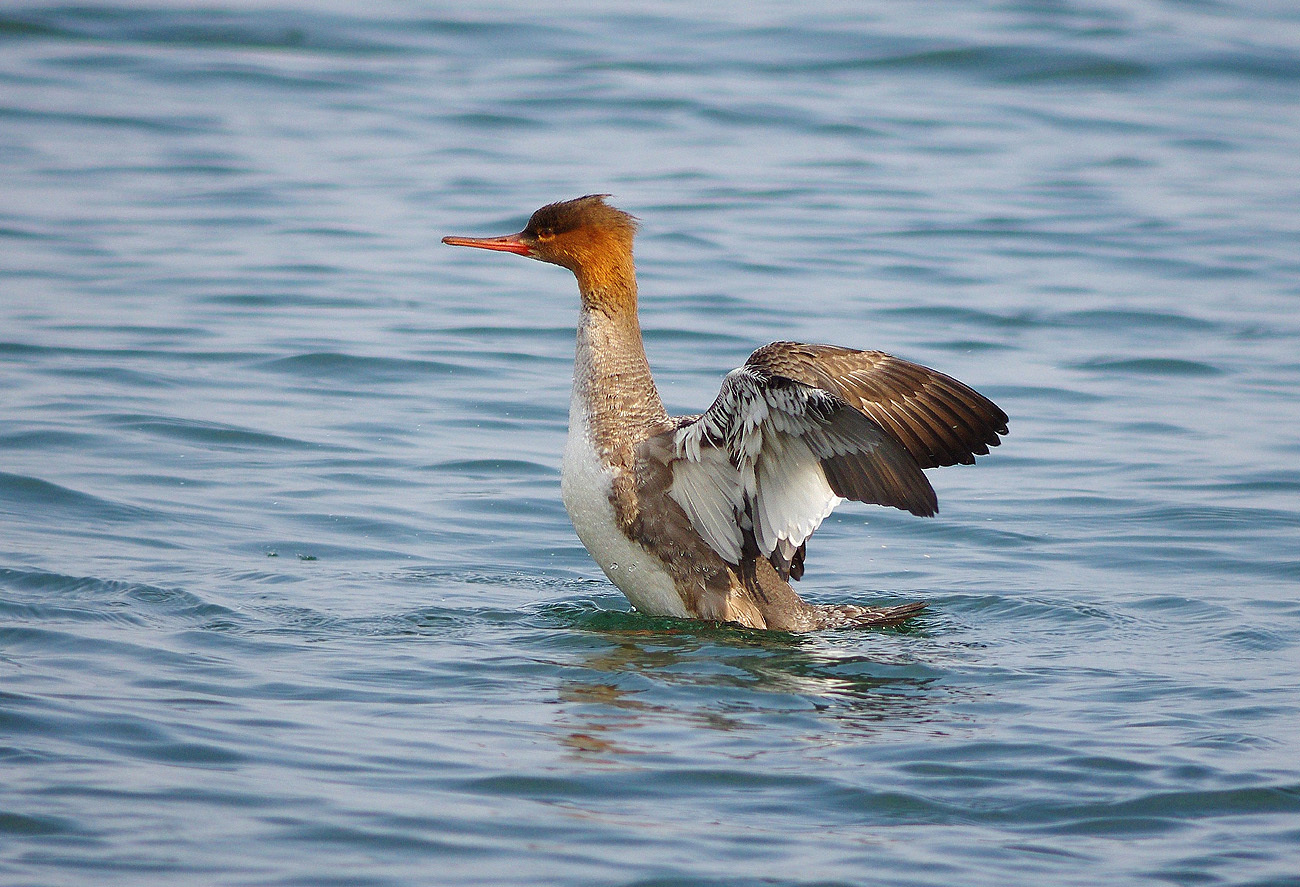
[
  {"x1": 753, "y1": 433, "x2": 840, "y2": 556},
  {"x1": 667, "y1": 447, "x2": 744, "y2": 563},
  {"x1": 657, "y1": 363, "x2": 936, "y2": 570},
  {"x1": 749, "y1": 342, "x2": 1008, "y2": 469},
  {"x1": 646, "y1": 342, "x2": 1006, "y2": 578}
]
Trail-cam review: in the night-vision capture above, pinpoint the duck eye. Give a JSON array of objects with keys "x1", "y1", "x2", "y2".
[{"x1": 535, "y1": 228, "x2": 554, "y2": 241}]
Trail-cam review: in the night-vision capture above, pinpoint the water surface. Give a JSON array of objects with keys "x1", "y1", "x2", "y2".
[{"x1": 2, "y1": 2, "x2": 1299, "y2": 885}]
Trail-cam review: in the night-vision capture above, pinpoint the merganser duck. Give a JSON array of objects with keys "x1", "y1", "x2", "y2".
[{"x1": 443, "y1": 195, "x2": 1007, "y2": 631}]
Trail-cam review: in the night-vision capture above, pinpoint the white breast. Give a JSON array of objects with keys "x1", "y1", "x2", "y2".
[{"x1": 560, "y1": 394, "x2": 689, "y2": 619}]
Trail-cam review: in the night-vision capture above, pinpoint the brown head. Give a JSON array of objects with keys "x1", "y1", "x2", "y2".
[{"x1": 443, "y1": 195, "x2": 639, "y2": 306}]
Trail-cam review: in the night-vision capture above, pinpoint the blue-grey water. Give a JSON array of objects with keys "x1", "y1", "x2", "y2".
[{"x1": 3, "y1": 2, "x2": 1299, "y2": 885}]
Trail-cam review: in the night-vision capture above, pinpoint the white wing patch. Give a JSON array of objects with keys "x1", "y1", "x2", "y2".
[
  {"x1": 667, "y1": 368, "x2": 846, "y2": 565},
  {"x1": 667, "y1": 445, "x2": 744, "y2": 563},
  {"x1": 752, "y1": 433, "x2": 841, "y2": 557}
]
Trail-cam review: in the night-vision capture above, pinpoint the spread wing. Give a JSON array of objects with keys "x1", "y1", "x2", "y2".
[
  {"x1": 640, "y1": 343, "x2": 1007, "y2": 580},
  {"x1": 749, "y1": 342, "x2": 1009, "y2": 469}
]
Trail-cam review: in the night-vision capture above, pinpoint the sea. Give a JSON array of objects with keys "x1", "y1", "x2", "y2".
[{"x1": 2, "y1": 2, "x2": 1299, "y2": 885}]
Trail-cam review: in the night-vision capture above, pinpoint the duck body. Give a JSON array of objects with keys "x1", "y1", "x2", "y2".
[
  {"x1": 444, "y1": 195, "x2": 1008, "y2": 631},
  {"x1": 561, "y1": 307, "x2": 690, "y2": 620}
]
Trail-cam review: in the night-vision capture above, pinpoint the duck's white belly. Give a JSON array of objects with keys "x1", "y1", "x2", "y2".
[{"x1": 560, "y1": 396, "x2": 689, "y2": 619}]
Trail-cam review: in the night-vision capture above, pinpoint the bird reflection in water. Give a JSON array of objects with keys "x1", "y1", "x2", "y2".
[{"x1": 549, "y1": 608, "x2": 949, "y2": 759}]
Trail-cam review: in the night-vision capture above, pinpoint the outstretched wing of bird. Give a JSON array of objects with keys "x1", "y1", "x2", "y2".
[
  {"x1": 746, "y1": 342, "x2": 1008, "y2": 469},
  {"x1": 641, "y1": 342, "x2": 1007, "y2": 580}
]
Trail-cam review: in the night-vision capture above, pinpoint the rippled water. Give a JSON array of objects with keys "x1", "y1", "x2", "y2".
[{"x1": 3, "y1": 2, "x2": 1300, "y2": 885}]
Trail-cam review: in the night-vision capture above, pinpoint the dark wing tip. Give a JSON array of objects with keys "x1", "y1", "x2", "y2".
[
  {"x1": 817, "y1": 405, "x2": 939, "y2": 517},
  {"x1": 743, "y1": 343, "x2": 1008, "y2": 470}
]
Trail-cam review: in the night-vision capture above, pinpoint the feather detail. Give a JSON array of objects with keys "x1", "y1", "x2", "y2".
[
  {"x1": 748, "y1": 342, "x2": 1008, "y2": 469},
  {"x1": 661, "y1": 363, "x2": 936, "y2": 570}
]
